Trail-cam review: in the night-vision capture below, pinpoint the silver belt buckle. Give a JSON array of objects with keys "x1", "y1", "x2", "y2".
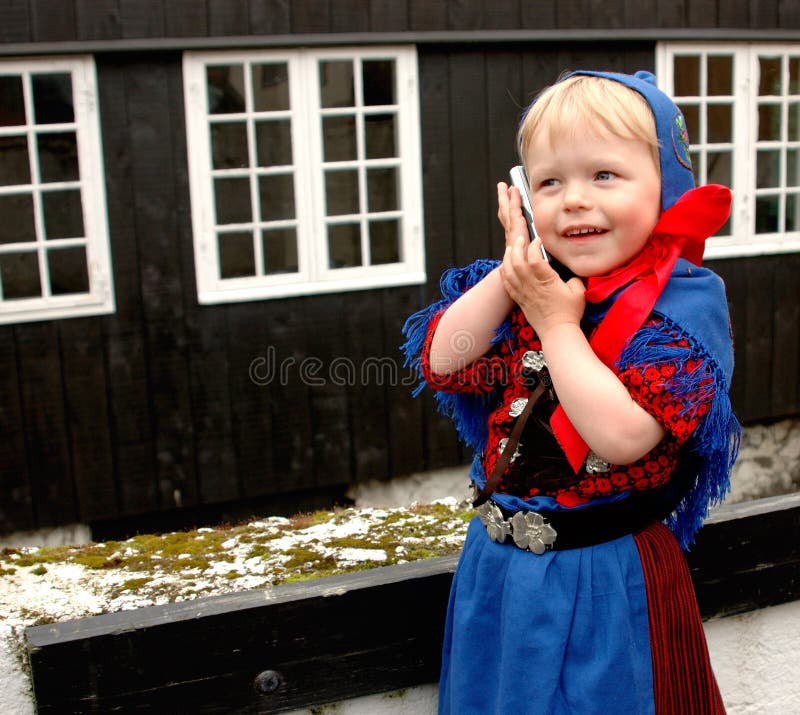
[{"x1": 477, "y1": 501, "x2": 557, "y2": 554}]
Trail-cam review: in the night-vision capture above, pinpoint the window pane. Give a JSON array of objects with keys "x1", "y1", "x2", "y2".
[
  {"x1": 37, "y1": 131, "x2": 79, "y2": 182},
  {"x1": 32, "y1": 73, "x2": 74, "y2": 124},
  {"x1": 0, "y1": 194, "x2": 35, "y2": 243},
  {"x1": 789, "y1": 102, "x2": 800, "y2": 141},
  {"x1": 252, "y1": 62, "x2": 290, "y2": 112},
  {"x1": 707, "y1": 56, "x2": 733, "y2": 96},
  {"x1": 367, "y1": 167, "x2": 397, "y2": 212},
  {"x1": 0, "y1": 135, "x2": 31, "y2": 185},
  {"x1": 214, "y1": 177, "x2": 251, "y2": 224},
  {"x1": 369, "y1": 219, "x2": 400, "y2": 264},
  {"x1": 328, "y1": 222, "x2": 361, "y2": 268},
  {"x1": 262, "y1": 228, "x2": 298, "y2": 274},
  {"x1": 759, "y1": 57, "x2": 782, "y2": 96},
  {"x1": 680, "y1": 104, "x2": 700, "y2": 144},
  {"x1": 790, "y1": 57, "x2": 800, "y2": 95},
  {"x1": 674, "y1": 56, "x2": 700, "y2": 96},
  {"x1": 755, "y1": 195, "x2": 779, "y2": 233},
  {"x1": 758, "y1": 104, "x2": 781, "y2": 141},
  {"x1": 756, "y1": 150, "x2": 781, "y2": 189},
  {"x1": 207, "y1": 65, "x2": 245, "y2": 114},
  {"x1": 211, "y1": 122, "x2": 248, "y2": 169},
  {"x1": 786, "y1": 194, "x2": 800, "y2": 231},
  {"x1": 689, "y1": 151, "x2": 700, "y2": 185},
  {"x1": 48, "y1": 246, "x2": 89, "y2": 295},
  {"x1": 258, "y1": 174, "x2": 295, "y2": 221},
  {"x1": 788, "y1": 149, "x2": 800, "y2": 187},
  {"x1": 0, "y1": 251, "x2": 40, "y2": 299},
  {"x1": 707, "y1": 104, "x2": 732, "y2": 143},
  {"x1": 322, "y1": 115, "x2": 357, "y2": 162},
  {"x1": 320, "y1": 61, "x2": 354, "y2": 108},
  {"x1": 363, "y1": 60, "x2": 395, "y2": 106},
  {"x1": 255, "y1": 119, "x2": 292, "y2": 167},
  {"x1": 218, "y1": 231, "x2": 255, "y2": 278},
  {"x1": 365, "y1": 114, "x2": 396, "y2": 159},
  {"x1": 0, "y1": 75, "x2": 25, "y2": 127},
  {"x1": 42, "y1": 189, "x2": 84, "y2": 239},
  {"x1": 707, "y1": 151, "x2": 732, "y2": 187},
  {"x1": 325, "y1": 169, "x2": 359, "y2": 215}
]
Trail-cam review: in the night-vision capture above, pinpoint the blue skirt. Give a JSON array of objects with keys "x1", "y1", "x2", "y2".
[{"x1": 438, "y1": 517, "x2": 656, "y2": 714}]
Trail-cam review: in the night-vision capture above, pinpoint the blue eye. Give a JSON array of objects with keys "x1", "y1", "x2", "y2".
[
  {"x1": 596, "y1": 171, "x2": 615, "y2": 181},
  {"x1": 541, "y1": 178, "x2": 559, "y2": 187}
]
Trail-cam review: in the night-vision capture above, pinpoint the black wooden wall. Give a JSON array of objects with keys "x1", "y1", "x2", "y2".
[{"x1": 1, "y1": 0, "x2": 799, "y2": 535}]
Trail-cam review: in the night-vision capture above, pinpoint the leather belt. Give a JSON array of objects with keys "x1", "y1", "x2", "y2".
[{"x1": 475, "y1": 482, "x2": 678, "y2": 553}]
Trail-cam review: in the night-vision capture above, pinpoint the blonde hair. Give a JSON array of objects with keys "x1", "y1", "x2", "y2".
[{"x1": 517, "y1": 74, "x2": 660, "y2": 170}]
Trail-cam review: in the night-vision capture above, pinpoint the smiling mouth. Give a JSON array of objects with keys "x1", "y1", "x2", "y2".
[{"x1": 563, "y1": 227, "x2": 607, "y2": 237}]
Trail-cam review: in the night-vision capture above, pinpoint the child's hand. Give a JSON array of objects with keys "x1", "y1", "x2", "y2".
[
  {"x1": 500, "y1": 235, "x2": 585, "y2": 338},
  {"x1": 496, "y1": 182, "x2": 530, "y2": 250}
]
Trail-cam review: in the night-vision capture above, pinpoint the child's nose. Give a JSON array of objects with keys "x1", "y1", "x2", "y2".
[{"x1": 563, "y1": 181, "x2": 591, "y2": 211}]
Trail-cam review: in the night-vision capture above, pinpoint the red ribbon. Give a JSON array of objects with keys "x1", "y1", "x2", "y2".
[{"x1": 550, "y1": 184, "x2": 732, "y2": 473}]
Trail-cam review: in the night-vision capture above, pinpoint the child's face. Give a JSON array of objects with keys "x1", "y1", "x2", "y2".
[{"x1": 525, "y1": 124, "x2": 661, "y2": 278}]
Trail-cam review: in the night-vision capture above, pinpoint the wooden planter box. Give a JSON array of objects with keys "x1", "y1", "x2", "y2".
[{"x1": 25, "y1": 493, "x2": 800, "y2": 713}]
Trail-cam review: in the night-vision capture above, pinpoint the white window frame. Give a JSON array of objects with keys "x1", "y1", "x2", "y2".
[
  {"x1": 658, "y1": 42, "x2": 800, "y2": 259},
  {"x1": 183, "y1": 46, "x2": 425, "y2": 304},
  {"x1": 0, "y1": 55, "x2": 113, "y2": 325}
]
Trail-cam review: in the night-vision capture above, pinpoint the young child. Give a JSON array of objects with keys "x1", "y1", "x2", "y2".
[{"x1": 402, "y1": 71, "x2": 740, "y2": 714}]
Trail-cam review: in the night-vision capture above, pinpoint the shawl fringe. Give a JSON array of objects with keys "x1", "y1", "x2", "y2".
[
  {"x1": 618, "y1": 316, "x2": 741, "y2": 548},
  {"x1": 400, "y1": 260, "x2": 504, "y2": 451}
]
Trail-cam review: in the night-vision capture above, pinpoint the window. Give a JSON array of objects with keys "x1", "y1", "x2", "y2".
[
  {"x1": 658, "y1": 44, "x2": 800, "y2": 258},
  {"x1": 183, "y1": 47, "x2": 425, "y2": 303},
  {"x1": 0, "y1": 56, "x2": 113, "y2": 324}
]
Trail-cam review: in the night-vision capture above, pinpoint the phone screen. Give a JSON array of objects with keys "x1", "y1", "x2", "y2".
[{"x1": 509, "y1": 166, "x2": 574, "y2": 281}]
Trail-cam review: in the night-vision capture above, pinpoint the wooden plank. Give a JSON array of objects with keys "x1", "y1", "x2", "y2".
[
  {"x1": 342, "y1": 290, "x2": 391, "y2": 483},
  {"x1": 479, "y1": 0, "x2": 522, "y2": 30},
  {"x1": 486, "y1": 51, "x2": 524, "y2": 259},
  {"x1": 254, "y1": 297, "x2": 314, "y2": 495},
  {"x1": 0, "y1": 0, "x2": 30, "y2": 43},
  {"x1": 75, "y1": 0, "x2": 122, "y2": 40},
  {"x1": 0, "y1": 326, "x2": 34, "y2": 532},
  {"x1": 25, "y1": 494, "x2": 800, "y2": 713},
  {"x1": 555, "y1": 0, "x2": 592, "y2": 29},
  {"x1": 58, "y1": 319, "x2": 118, "y2": 523},
  {"x1": 449, "y1": 51, "x2": 492, "y2": 264},
  {"x1": 588, "y1": 0, "x2": 625, "y2": 28},
  {"x1": 521, "y1": 0, "x2": 556, "y2": 28},
  {"x1": 748, "y1": 0, "x2": 778, "y2": 29},
  {"x1": 330, "y1": 0, "x2": 369, "y2": 33},
  {"x1": 164, "y1": 0, "x2": 208, "y2": 37},
  {"x1": 382, "y1": 287, "x2": 426, "y2": 479},
  {"x1": 289, "y1": 0, "x2": 330, "y2": 33},
  {"x1": 409, "y1": 0, "x2": 448, "y2": 31},
  {"x1": 416, "y1": 49, "x2": 462, "y2": 470},
  {"x1": 119, "y1": 0, "x2": 165, "y2": 38},
  {"x1": 207, "y1": 0, "x2": 249, "y2": 35},
  {"x1": 770, "y1": 254, "x2": 800, "y2": 416},
  {"x1": 741, "y1": 257, "x2": 774, "y2": 421},
  {"x1": 304, "y1": 293, "x2": 353, "y2": 488},
  {"x1": 249, "y1": 0, "x2": 291, "y2": 35},
  {"x1": 15, "y1": 322, "x2": 77, "y2": 528},
  {"x1": 30, "y1": 0, "x2": 77, "y2": 42},
  {"x1": 368, "y1": 0, "x2": 408, "y2": 32},
  {"x1": 711, "y1": 258, "x2": 748, "y2": 421},
  {"x1": 125, "y1": 59, "x2": 197, "y2": 512},
  {"x1": 779, "y1": 0, "x2": 800, "y2": 28},
  {"x1": 686, "y1": 0, "x2": 718, "y2": 28},
  {"x1": 93, "y1": 59, "x2": 159, "y2": 518}
]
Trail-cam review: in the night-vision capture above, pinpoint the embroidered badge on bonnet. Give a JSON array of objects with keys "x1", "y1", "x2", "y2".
[{"x1": 672, "y1": 113, "x2": 692, "y2": 171}]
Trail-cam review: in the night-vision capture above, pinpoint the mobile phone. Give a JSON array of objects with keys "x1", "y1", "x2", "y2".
[{"x1": 508, "y1": 166, "x2": 573, "y2": 281}]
